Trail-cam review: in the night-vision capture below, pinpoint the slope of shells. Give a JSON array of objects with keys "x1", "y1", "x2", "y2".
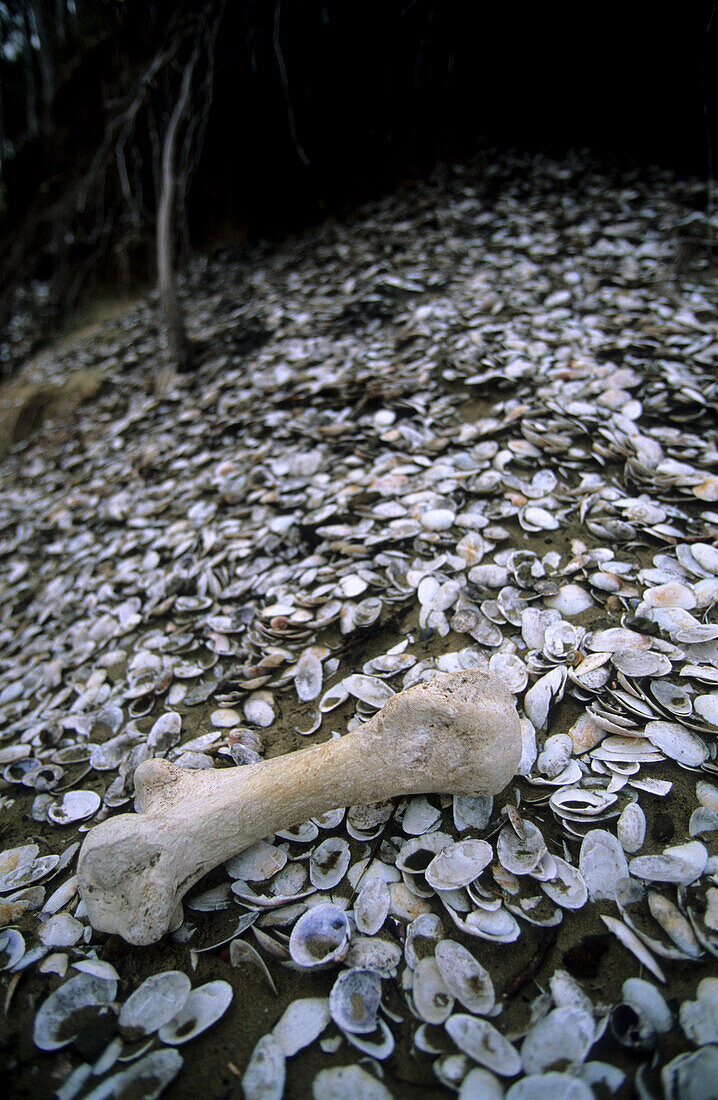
[{"x1": 1, "y1": 149, "x2": 718, "y2": 1099}]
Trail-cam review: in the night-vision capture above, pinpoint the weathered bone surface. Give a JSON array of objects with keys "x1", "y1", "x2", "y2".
[{"x1": 77, "y1": 669, "x2": 521, "y2": 944}]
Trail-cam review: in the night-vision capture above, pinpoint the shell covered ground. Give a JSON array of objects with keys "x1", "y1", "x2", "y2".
[{"x1": 1, "y1": 150, "x2": 718, "y2": 1100}]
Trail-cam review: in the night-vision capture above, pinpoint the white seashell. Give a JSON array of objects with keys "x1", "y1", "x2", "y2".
[
  {"x1": 343, "y1": 674, "x2": 395, "y2": 708},
  {"x1": 354, "y1": 879, "x2": 390, "y2": 936},
  {"x1": 543, "y1": 584, "x2": 593, "y2": 616},
  {"x1": 537, "y1": 734, "x2": 573, "y2": 779},
  {"x1": 242, "y1": 1033, "x2": 285, "y2": 1100},
  {"x1": 497, "y1": 820, "x2": 546, "y2": 875},
  {"x1": 694, "y1": 693, "x2": 718, "y2": 725},
  {"x1": 289, "y1": 904, "x2": 350, "y2": 969},
  {"x1": 312, "y1": 1064, "x2": 391, "y2": 1099},
  {"x1": 119, "y1": 971, "x2": 191, "y2": 1037},
  {"x1": 34, "y1": 973, "x2": 118, "y2": 1050},
  {"x1": 158, "y1": 980, "x2": 232, "y2": 1045},
  {"x1": 644, "y1": 720, "x2": 708, "y2": 766},
  {"x1": 345, "y1": 937, "x2": 401, "y2": 974},
  {"x1": 662, "y1": 1045, "x2": 718, "y2": 1100},
  {"x1": 38, "y1": 913, "x2": 84, "y2": 947},
  {"x1": 413, "y1": 956, "x2": 454, "y2": 1023},
  {"x1": 630, "y1": 841, "x2": 707, "y2": 885},
  {"x1": 690, "y1": 543, "x2": 718, "y2": 574},
  {"x1": 425, "y1": 840, "x2": 493, "y2": 891},
  {"x1": 445, "y1": 1014, "x2": 521, "y2": 1076},
  {"x1": 396, "y1": 832, "x2": 452, "y2": 876},
  {"x1": 579, "y1": 830, "x2": 628, "y2": 901},
  {"x1": 458, "y1": 1067, "x2": 504, "y2": 1100},
  {"x1": 47, "y1": 790, "x2": 101, "y2": 825},
  {"x1": 295, "y1": 652, "x2": 323, "y2": 702},
  {"x1": 506, "y1": 1072, "x2": 594, "y2": 1099},
  {"x1": 434, "y1": 939, "x2": 495, "y2": 1015},
  {"x1": 450, "y1": 904, "x2": 521, "y2": 943},
  {"x1": 72, "y1": 959, "x2": 120, "y2": 982},
  {"x1": 404, "y1": 912, "x2": 444, "y2": 969},
  {"x1": 225, "y1": 841, "x2": 287, "y2": 882},
  {"x1": 488, "y1": 652, "x2": 528, "y2": 694},
  {"x1": 549, "y1": 969, "x2": 593, "y2": 1016},
  {"x1": 647, "y1": 892, "x2": 703, "y2": 957},
  {"x1": 82, "y1": 1050, "x2": 183, "y2": 1100},
  {"x1": 310, "y1": 837, "x2": 351, "y2": 890},
  {"x1": 622, "y1": 978, "x2": 673, "y2": 1033},
  {"x1": 243, "y1": 691, "x2": 275, "y2": 727},
  {"x1": 329, "y1": 968, "x2": 382, "y2": 1034},
  {"x1": 147, "y1": 711, "x2": 181, "y2": 751},
  {"x1": 642, "y1": 581, "x2": 697, "y2": 609},
  {"x1": 517, "y1": 717, "x2": 537, "y2": 776},
  {"x1": 540, "y1": 856, "x2": 588, "y2": 910},
  {"x1": 617, "y1": 803, "x2": 646, "y2": 853},
  {"x1": 0, "y1": 928, "x2": 25, "y2": 970},
  {"x1": 679, "y1": 977, "x2": 718, "y2": 1045},
  {"x1": 453, "y1": 794, "x2": 493, "y2": 832},
  {"x1": 421, "y1": 508, "x2": 455, "y2": 531},
  {"x1": 600, "y1": 915, "x2": 665, "y2": 983},
  {"x1": 401, "y1": 795, "x2": 442, "y2": 835},
  {"x1": 521, "y1": 1005, "x2": 595, "y2": 1074},
  {"x1": 587, "y1": 627, "x2": 651, "y2": 653},
  {"x1": 697, "y1": 781, "x2": 718, "y2": 814}
]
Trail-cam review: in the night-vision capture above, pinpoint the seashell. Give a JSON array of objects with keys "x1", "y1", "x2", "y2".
[
  {"x1": 524, "y1": 667, "x2": 566, "y2": 730},
  {"x1": 329, "y1": 968, "x2": 382, "y2": 1034},
  {"x1": 343, "y1": 674, "x2": 395, "y2": 709},
  {"x1": 229, "y1": 940, "x2": 278, "y2": 995},
  {"x1": 540, "y1": 856, "x2": 588, "y2": 909},
  {"x1": 521, "y1": 1005, "x2": 595, "y2": 1073},
  {"x1": 453, "y1": 794, "x2": 493, "y2": 833},
  {"x1": 537, "y1": 734, "x2": 573, "y2": 779},
  {"x1": 449, "y1": 904, "x2": 521, "y2": 943},
  {"x1": 446, "y1": 1014, "x2": 521, "y2": 1076},
  {"x1": 47, "y1": 789, "x2": 101, "y2": 825},
  {"x1": 617, "y1": 803, "x2": 646, "y2": 853},
  {"x1": 119, "y1": 971, "x2": 192, "y2": 1038},
  {"x1": 0, "y1": 928, "x2": 25, "y2": 970},
  {"x1": 694, "y1": 693, "x2": 718, "y2": 725},
  {"x1": 647, "y1": 892, "x2": 703, "y2": 957},
  {"x1": 630, "y1": 841, "x2": 707, "y2": 885},
  {"x1": 396, "y1": 832, "x2": 452, "y2": 877},
  {"x1": 587, "y1": 627, "x2": 651, "y2": 653},
  {"x1": 288, "y1": 903, "x2": 350, "y2": 969},
  {"x1": 312, "y1": 1065, "x2": 391, "y2": 1099},
  {"x1": 345, "y1": 937, "x2": 401, "y2": 974},
  {"x1": 421, "y1": 508, "x2": 455, "y2": 531},
  {"x1": 34, "y1": 973, "x2": 118, "y2": 1050},
  {"x1": 457, "y1": 1067, "x2": 504, "y2": 1099},
  {"x1": 600, "y1": 915, "x2": 665, "y2": 983},
  {"x1": 354, "y1": 878, "x2": 390, "y2": 936},
  {"x1": 295, "y1": 652, "x2": 323, "y2": 702},
  {"x1": 158, "y1": 979, "x2": 233, "y2": 1044},
  {"x1": 401, "y1": 795, "x2": 442, "y2": 835},
  {"x1": 543, "y1": 584, "x2": 593, "y2": 616},
  {"x1": 225, "y1": 842, "x2": 287, "y2": 882},
  {"x1": 622, "y1": 977, "x2": 673, "y2": 1033},
  {"x1": 244, "y1": 691, "x2": 275, "y2": 727},
  {"x1": 611, "y1": 649, "x2": 672, "y2": 677},
  {"x1": 272, "y1": 998, "x2": 330, "y2": 1056},
  {"x1": 241, "y1": 1033, "x2": 285, "y2": 1100},
  {"x1": 679, "y1": 977, "x2": 718, "y2": 1046},
  {"x1": 425, "y1": 840, "x2": 493, "y2": 892},
  {"x1": 662, "y1": 1045, "x2": 718, "y2": 1100},
  {"x1": 38, "y1": 912, "x2": 83, "y2": 947},
  {"x1": 309, "y1": 837, "x2": 350, "y2": 890},
  {"x1": 412, "y1": 957, "x2": 455, "y2": 1023},
  {"x1": 505, "y1": 1072, "x2": 594, "y2": 1099},
  {"x1": 579, "y1": 830, "x2": 628, "y2": 901},
  {"x1": 82, "y1": 1050, "x2": 183, "y2": 1100},
  {"x1": 497, "y1": 820, "x2": 546, "y2": 875},
  {"x1": 434, "y1": 939, "x2": 495, "y2": 1015},
  {"x1": 404, "y1": 912, "x2": 444, "y2": 969}
]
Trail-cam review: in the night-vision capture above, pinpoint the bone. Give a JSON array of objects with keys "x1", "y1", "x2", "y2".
[{"x1": 77, "y1": 669, "x2": 521, "y2": 944}]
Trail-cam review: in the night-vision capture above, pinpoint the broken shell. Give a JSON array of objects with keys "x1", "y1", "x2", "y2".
[
  {"x1": 288, "y1": 904, "x2": 350, "y2": 969},
  {"x1": 679, "y1": 977, "x2": 718, "y2": 1045},
  {"x1": 329, "y1": 968, "x2": 382, "y2": 1034},
  {"x1": 158, "y1": 979, "x2": 233, "y2": 1045},
  {"x1": 119, "y1": 971, "x2": 192, "y2": 1037},
  {"x1": 83, "y1": 1049, "x2": 183, "y2": 1100}
]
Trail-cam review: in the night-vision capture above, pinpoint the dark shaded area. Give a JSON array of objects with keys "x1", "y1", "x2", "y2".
[{"x1": 0, "y1": 0, "x2": 716, "y2": 373}]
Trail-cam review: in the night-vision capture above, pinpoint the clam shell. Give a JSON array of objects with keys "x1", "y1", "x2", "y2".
[
  {"x1": 644, "y1": 721, "x2": 709, "y2": 766},
  {"x1": 412, "y1": 957, "x2": 454, "y2": 1023},
  {"x1": 617, "y1": 803, "x2": 646, "y2": 853},
  {"x1": 630, "y1": 841, "x2": 708, "y2": 885},
  {"x1": 309, "y1": 837, "x2": 351, "y2": 890},
  {"x1": 273, "y1": 998, "x2": 330, "y2": 1056},
  {"x1": 540, "y1": 856, "x2": 588, "y2": 910},
  {"x1": 288, "y1": 903, "x2": 350, "y2": 969},
  {"x1": 354, "y1": 878, "x2": 390, "y2": 936},
  {"x1": 521, "y1": 1005, "x2": 595, "y2": 1073},
  {"x1": 497, "y1": 820, "x2": 547, "y2": 875},
  {"x1": 425, "y1": 840, "x2": 493, "y2": 891},
  {"x1": 453, "y1": 795, "x2": 493, "y2": 832},
  {"x1": 312, "y1": 1065, "x2": 391, "y2": 1099},
  {"x1": 506, "y1": 1072, "x2": 594, "y2": 1099},
  {"x1": 329, "y1": 968, "x2": 382, "y2": 1034},
  {"x1": 445, "y1": 1014, "x2": 521, "y2": 1076},
  {"x1": 622, "y1": 978, "x2": 673, "y2": 1033},
  {"x1": 47, "y1": 789, "x2": 101, "y2": 825},
  {"x1": 242, "y1": 1033, "x2": 285, "y2": 1100},
  {"x1": 579, "y1": 830, "x2": 628, "y2": 901},
  {"x1": 34, "y1": 973, "x2": 118, "y2": 1050},
  {"x1": 81, "y1": 1049, "x2": 183, "y2": 1100},
  {"x1": 404, "y1": 913, "x2": 444, "y2": 969},
  {"x1": 158, "y1": 979, "x2": 232, "y2": 1045},
  {"x1": 434, "y1": 939, "x2": 495, "y2": 1015},
  {"x1": 662, "y1": 1046, "x2": 718, "y2": 1100}
]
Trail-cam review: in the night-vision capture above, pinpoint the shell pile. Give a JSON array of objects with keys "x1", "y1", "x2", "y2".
[{"x1": 1, "y1": 149, "x2": 718, "y2": 1098}]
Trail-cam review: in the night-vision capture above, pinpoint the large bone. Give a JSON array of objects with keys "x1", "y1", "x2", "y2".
[{"x1": 77, "y1": 669, "x2": 520, "y2": 945}]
